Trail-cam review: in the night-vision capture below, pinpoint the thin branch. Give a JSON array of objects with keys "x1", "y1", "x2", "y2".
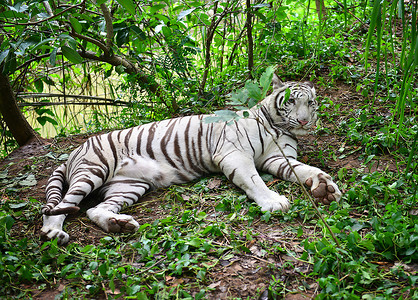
[
  {"x1": 334, "y1": 0, "x2": 367, "y2": 26},
  {"x1": 198, "y1": 3, "x2": 232, "y2": 97},
  {"x1": 78, "y1": 50, "x2": 138, "y2": 74},
  {"x1": 227, "y1": 27, "x2": 246, "y2": 66},
  {"x1": 69, "y1": 31, "x2": 109, "y2": 55},
  {"x1": 78, "y1": 50, "x2": 168, "y2": 105},
  {"x1": 0, "y1": 2, "x2": 85, "y2": 27},
  {"x1": 253, "y1": 111, "x2": 341, "y2": 248},
  {"x1": 15, "y1": 48, "x2": 166, "y2": 103},
  {"x1": 17, "y1": 92, "x2": 126, "y2": 103},
  {"x1": 17, "y1": 101, "x2": 129, "y2": 107}
]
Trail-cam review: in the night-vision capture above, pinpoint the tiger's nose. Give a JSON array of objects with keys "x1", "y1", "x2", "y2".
[{"x1": 298, "y1": 119, "x2": 308, "y2": 126}]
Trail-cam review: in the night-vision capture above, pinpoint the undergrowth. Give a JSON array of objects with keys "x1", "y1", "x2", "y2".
[{"x1": 0, "y1": 158, "x2": 417, "y2": 298}]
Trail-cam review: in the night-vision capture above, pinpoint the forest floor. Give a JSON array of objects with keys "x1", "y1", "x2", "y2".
[{"x1": 0, "y1": 80, "x2": 411, "y2": 299}]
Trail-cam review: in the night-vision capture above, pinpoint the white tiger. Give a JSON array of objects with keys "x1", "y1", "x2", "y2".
[{"x1": 41, "y1": 74, "x2": 342, "y2": 245}]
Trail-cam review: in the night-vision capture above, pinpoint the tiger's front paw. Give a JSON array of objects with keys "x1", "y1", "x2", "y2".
[
  {"x1": 257, "y1": 192, "x2": 291, "y2": 212},
  {"x1": 40, "y1": 226, "x2": 70, "y2": 245},
  {"x1": 305, "y1": 173, "x2": 341, "y2": 205}
]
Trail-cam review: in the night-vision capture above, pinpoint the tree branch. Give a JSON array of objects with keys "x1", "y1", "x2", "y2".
[
  {"x1": 18, "y1": 101, "x2": 129, "y2": 107},
  {"x1": 100, "y1": 3, "x2": 114, "y2": 52},
  {"x1": 0, "y1": 1, "x2": 85, "y2": 27},
  {"x1": 77, "y1": 50, "x2": 167, "y2": 105},
  {"x1": 198, "y1": 3, "x2": 232, "y2": 97},
  {"x1": 69, "y1": 31, "x2": 109, "y2": 55},
  {"x1": 17, "y1": 92, "x2": 130, "y2": 106}
]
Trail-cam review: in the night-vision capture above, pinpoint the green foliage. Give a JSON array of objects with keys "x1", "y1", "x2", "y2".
[{"x1": 204, "y1": 66, "x2": 275, "y2": 123}]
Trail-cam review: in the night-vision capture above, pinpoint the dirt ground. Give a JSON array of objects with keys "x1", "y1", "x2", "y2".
[{"x1": 0, "y1": 81, "x2": 400, "y2": 299}]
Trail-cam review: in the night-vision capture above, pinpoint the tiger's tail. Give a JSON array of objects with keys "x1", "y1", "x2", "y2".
[{"x1": 42, "y1": 163, "x2": 80, "y2": 216}]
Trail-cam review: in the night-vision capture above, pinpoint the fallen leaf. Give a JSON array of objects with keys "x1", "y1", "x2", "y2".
[
  {"x1": 207, "y1": 178, "x2": 222, "y2": 189},
  {"x1": 208, "y1": 281, "x2": 222, "y2": 289},
  {"x1": 19, "y1": 174, "x2": 37, "y2": 187}
]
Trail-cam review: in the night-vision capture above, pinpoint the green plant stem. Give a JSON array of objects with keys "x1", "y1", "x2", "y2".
[{"x1": 254, "y1": 114, "x2": 341, "y2": 248}]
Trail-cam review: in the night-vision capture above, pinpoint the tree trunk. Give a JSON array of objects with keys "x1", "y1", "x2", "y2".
[
  {"x1": 0, "y1": 73, "x2": 37, "y2": 146},
  {"x1": 315, "y1": 0, "x2": 327, "y2": 21},
  {"x1": 246, "y1": 0, "x2": 254, "y2": 79}
]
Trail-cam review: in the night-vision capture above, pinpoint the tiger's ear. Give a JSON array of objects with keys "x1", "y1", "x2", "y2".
[
  {"x1": 305, "y1": 81, "x2": 314, "y2": 89},
  {"x1": 272, "y1": 74, "x2": 284, "y2": 90}
]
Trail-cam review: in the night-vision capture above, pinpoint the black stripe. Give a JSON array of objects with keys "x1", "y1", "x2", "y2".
[
  {"x1": 146, "y1": 123, "x2": 157, "y2": 159},
  {"x1": 136, "y1": 127, "x2": 144, "y2": 155},
  {"x1": 173, "y1": 132, "x2": 185, "y2": 165},
  {"x1": 227, "y1": 168, "x2": 236, "y2": 182},
  {"x1": 124, "y1": 127, "x2": 134, "y2": 151},
  {"x1": 107, "y1": 132, "x2": 118, "y2": 172},
  {"x1": 160, "y1": 119, "x2": 179, "y2": 168}
]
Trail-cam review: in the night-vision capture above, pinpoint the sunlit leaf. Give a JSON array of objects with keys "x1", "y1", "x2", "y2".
[
  {"x1": 116, "y1": 0, "x2": 136, "y2": 16},
  {"x1": 228, "y1": 88, "x2": 249, "y2": 108},
  {"x1": 49, "y1": 48, "x2": 57, "y2": 66},
  {"x1": 203, "y1": 110, "x2": 241, "y2": 124},
  {"x1": 8, "y1": 2, "x2": 29, "y2": 13},
  {"x1": 161, "y1": 26, "x2": 172, "y2": 38},
  {"x1": 150, "y1": 4, "x2": 166, "y2": 14},
  {"x1": 0, "y1": 49, "x2": 9, "y2": 65},
  {"x1": 177, "y1": 8, "x2": 196, "y2": 21},
  {"x1": 283, "y1": 88, "x2": 291, "y2": 104},
  {"x1": 34, "y1": 79, "x2": 43, "y2": 93},
  {"x1": 245, "y1": 81, "x2": 262, "y2": 101},
  {"x1": 259, "y1": 66, "x2": 274, "y2": 98},
  {"x1": 69, "y1": 17, "x2": 82, "y2": 34},
  {"x1": 9, "y1": 202, "x2": 27, "y2": 209},
  {"x1": 58, "y1": 154, "x2": 69, "y2": 161},
  {"x1": 61, "y1": 46, "x2": 83, "y2": 64},
  {"x1": 155, "y1": 24, "x2": 164, "y2": 33},
  {"x1": 253, "y1": 3, "x2": 270, "y2": 9}
]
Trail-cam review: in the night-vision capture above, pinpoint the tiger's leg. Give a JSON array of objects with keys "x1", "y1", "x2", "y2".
[
  {"x1": 41, "y1": 174, "x2": 105, "y2": 245},
  {"x1": 215, "y1": 155, "x2": 291, "y2": 212},
  {"x1": 86, "y1": 177, "x2": 150, "y2": 233},
  {"x1": 41, "y1": 215, "x2": 69, "y2": 245},
  {"x1": 261, "y1": 156, "x2": 342, "y2": 205}
]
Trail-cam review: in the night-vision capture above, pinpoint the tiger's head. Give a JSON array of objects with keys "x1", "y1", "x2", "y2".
[{"x1": 262, "y1": 74, "x2": 318, "y2": 136}]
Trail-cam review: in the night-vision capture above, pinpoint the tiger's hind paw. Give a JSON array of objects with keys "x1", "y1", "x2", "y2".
[
  {"x1": 305, "y1": 173, "x2": 342, "y2": 205},
  {"x1": 87, "y1": 208, "x2": 139, "y2": 233},
  {"x1": 107, "y1": 215, "x2": 140, "y2": 233}
]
